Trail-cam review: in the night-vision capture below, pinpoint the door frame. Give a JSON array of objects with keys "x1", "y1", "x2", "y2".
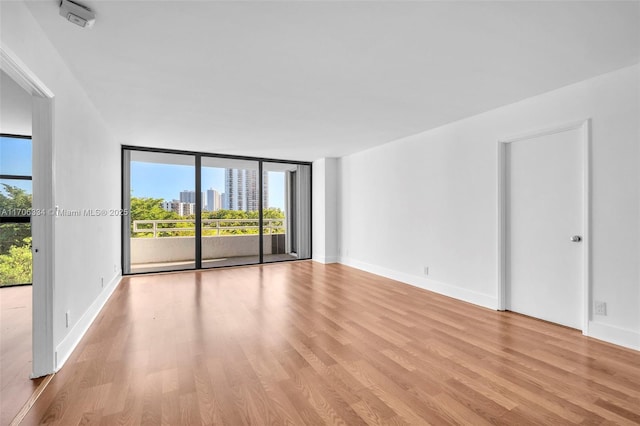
[
  {"x1": 1, "y1": 45, "x2": 56, "y2": 376},
  {"x1": 497, "y1": 119, "x2": 591, "y2": 334}
]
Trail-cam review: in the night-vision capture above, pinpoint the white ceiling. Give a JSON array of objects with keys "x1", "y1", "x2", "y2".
[{"x1": 24, "y1": 1, "x2": 640, "y2": 161}]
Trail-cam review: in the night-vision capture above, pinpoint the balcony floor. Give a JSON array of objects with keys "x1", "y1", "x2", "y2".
[{"x1": 131, "y1": 253, "x2": 298, "y2": 273}]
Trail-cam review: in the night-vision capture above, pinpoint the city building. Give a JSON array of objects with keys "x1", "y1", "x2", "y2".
[
  {"x1": 161, "y1": 200, "x2": 195, "y2": 217},
  {"x1": 224, "y1": 168, "x2": 268, "y2": 212},
  {"x1": 221, "y1": 193, "x2": 228, "y2": 210},
  {"x1": 205, "y1": 188, "x2": 222, "y2": 212},
  {"x1": 179, "y1": 190, "x2": 204, "y2": 208}
]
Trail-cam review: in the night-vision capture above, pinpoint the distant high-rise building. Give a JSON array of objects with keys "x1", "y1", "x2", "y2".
[
  {"x1": 161, "y1": 200, "x2": 195, "y2": 217},
  {"x1": 221, "y1": 193, "x2": 228, "y2": 210},
  {"x1": 224, "y1": 169, "x2": 268, "y2": 212},
  {"x1": 224, "y1": 169, "x2": 244, "y2": 211},
  {"x1": 179, "y1": 190, "x2": 204, "y2": 208},
  {"x1": 179, "y1": 190, "x2": 195, "y2": 203},
  {"x1": 161, "y1": 200, "x2": 176, "y2": 213},
  {"x1": 205, "y1": 188, "x2": 222, "y2": 212}
]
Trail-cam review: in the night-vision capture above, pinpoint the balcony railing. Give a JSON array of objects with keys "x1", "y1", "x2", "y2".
[{"x1": 132, "y1": 218, "x2": 285, "y2": 238}]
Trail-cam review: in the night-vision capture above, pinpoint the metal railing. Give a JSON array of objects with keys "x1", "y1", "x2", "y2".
[{"x1": 132, "y1": 218, "x2": 285, "y2": 238}]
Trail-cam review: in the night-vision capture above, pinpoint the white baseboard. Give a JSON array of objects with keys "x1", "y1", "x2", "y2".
[
  {"x1": 313, "y1": 255, "x2": 339, "y2": 264},
  {"x1": 587, "y1": 321, "x2": 640, "y2": 351},
  {"x1": 339, "y1": 257, "x2": 498, "y2": 310},
  {"x1": 54, "y1": 273, "x2": 122, "y2": 370}
]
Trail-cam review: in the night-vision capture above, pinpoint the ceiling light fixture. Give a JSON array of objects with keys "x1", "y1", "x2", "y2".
[{"x1": 59, "y1": 0, "x2": 95, "y2": 28}]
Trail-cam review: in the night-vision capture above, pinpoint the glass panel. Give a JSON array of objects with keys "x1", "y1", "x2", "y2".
[
  {"x1": 262, "y1": 162, "x2": 311, "y2": 263},
  {"x1": 0, "y1": 222, "x2": 32, "y2": 286},
  {"x1": 0, "y1": 179, "x2": 32, "y2": 218},
  {"x1": 127, "y1": 150, "x2": 196, "y2": 273},
  {"x1": 201, "y1": 157, "x2": 260, "y2": 267},
  {"x1": 0, "y1": 136, "x2": 32, "y2": 176}
]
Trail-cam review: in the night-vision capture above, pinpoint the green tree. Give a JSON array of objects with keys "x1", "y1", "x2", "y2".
[
  {"x1": 0, "y1": 184, "x2": 32, "y2": 253},
  {"x1": 130, "y1": 197, "x2": 176, "y2": 221},
  {"x1": 0, "y1": 184, "x2": 32, "y2": 211},
  {"x1": 130, "y1": 197, "x2": 193, "y2": 237},
  {"x1": 130, "y1": 199, "x2": 286, "y2": 238},
  {"x1": 0, "y1": 237, "x2": 32, "y2": 286}
]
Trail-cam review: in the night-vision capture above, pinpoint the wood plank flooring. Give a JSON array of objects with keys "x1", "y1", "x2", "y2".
[
  {"x1": 19, "y1": 262, "x2": 640, "y2": 425},
  {"x1": 0, "y1": 285, "x2": 45, "y2": 426}
]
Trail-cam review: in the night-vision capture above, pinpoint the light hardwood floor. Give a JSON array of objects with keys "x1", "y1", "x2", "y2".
[
  {"x1": 19, "y1": 262, "x2": 640, "y2": 425},
  {"x1": 1, "y1": 285, "x2": 45, "y2": 426}
]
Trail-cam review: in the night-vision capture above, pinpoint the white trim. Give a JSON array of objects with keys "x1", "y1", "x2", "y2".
[
  {"x1": 31, "y1": 97, "x2": 56, "y2": 378},
  {"x1": 496, "y1": 141, "x2": 506, "y2": 311},
  {"x1": 581, "y1": 120, "x2": 592, "y2": 335},
  {"x1": 312, "y1": 256, "x2": 339, "y2": 264},
  {"x1": 497, "y1": 119, "x2": 591, "y2": 334},
  {"x1": 54, "y1": 274, "x2": 122, "y2": 371},
  {"x1": 0, "y1": 44, "x2": 54, "y2": 98},
  {"x1": 339, "y1": 257, "x2": 498, "y2": 310},
  {"x1": 1, "y1": 45, "x2": 57, "y2": 378},
  {"x1": 587, "y1": 321, "x2": 640, "y2": 351}
]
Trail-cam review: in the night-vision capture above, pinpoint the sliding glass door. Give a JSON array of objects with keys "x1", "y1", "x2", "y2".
[
  {"x1": 123, "y1": 147, "x2": 312, "y2": 274},
  {"x1": 200, "y1": 157, "x2": 260, "y2": 268},
  {"x1": 123, "y1": 150, "x2": 196, "y2": 274},
  {"x1": 262, "y1": 162, "x2": 311, "y2": 263}
]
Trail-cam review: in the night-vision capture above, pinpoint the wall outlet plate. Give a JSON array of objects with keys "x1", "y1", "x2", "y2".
[{"x1": 594, "y1": 301, "x2": 607, "y2": 316}]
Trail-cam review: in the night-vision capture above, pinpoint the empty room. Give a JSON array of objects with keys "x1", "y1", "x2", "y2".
[{"x1": 1, "y1": 0, "x2": 639, "y2": 424}]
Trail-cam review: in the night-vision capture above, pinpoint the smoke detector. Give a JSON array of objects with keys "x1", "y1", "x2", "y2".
[{"x1": 59, "y1": 0, "x2": 95, "y2": 28}]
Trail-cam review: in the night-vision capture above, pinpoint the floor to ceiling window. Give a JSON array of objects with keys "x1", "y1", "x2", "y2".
[
  {"x1": 200, "y1": 157, "x2": 260, "y2": 268},
  {"x1": 122, "y1": 147, "x2": 312, "y2": 274},
  {"x1": 0, "y1": 134, "x2": 33, "y2": 287},
  {"x1": 262, "y1": 162, "x2": 311, "y2": 263},
  {"x1": 123, "y1": 150, "x2": 196, "y2": 274}
]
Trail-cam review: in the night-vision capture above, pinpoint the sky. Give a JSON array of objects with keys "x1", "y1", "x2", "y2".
[
  {"x1": 0, "y1": 136, "x2": 32, "y2": 195},
  {"x1": 1, "y1": 136, "x2": 284, "y2": 210},
  {"x1": 131, "y1": 161, "x2": 285, "y2": 210}
]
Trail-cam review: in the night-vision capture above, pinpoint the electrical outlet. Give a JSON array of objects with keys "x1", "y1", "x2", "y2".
[
  {"x1": 423, "y1": 266, "x2": 429, "y2": 275},
  {"x1": 65, "y1": 311, "x2": 70, "y2": 328},
  {"x1": 101, "y1": 277, "x2": 104, "y2": 288},
  {"x1": 594, "y1": 301, "x2": 607, "y2": 316}
]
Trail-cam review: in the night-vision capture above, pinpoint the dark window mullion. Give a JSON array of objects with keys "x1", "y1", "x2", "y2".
[
  {"x1": 0, "y1": 175, "x2": 32, "y2": 181},
  {"x1": 258, "y1": 161, "x2": 264, "y2": 264},
  {"x1": 195, "y1": 155, "x2": 202, "y2": 269},
  {"x1": 0, "y1": 217, "x2": 31, "y2": 223}
]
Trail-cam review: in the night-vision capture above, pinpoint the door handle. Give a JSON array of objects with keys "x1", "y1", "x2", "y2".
[{"x1": 570, "y1": 235, "x2": 582, "y2": 242}]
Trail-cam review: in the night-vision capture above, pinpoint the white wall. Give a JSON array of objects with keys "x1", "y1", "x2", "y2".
[
  {"x1": 0, "y1": 69, "x2": 31, "y2": 135},
  {"x1": 1, "y1": 3, "x2": 122, "y2": 369},
  {"x1": 312, "y1": 158, "x2": 339, "y2": 263},
  {"x1": 339, "y1": 64, "x2": 640, "y2": 350}
]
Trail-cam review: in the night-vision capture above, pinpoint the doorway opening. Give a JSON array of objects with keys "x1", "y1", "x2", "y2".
[
  {"x1": 0, "y1": 67, "x2": 42, "y2": 425},
  {"x1": 1, "y1": 46, "x2": 57, "y2": 384}
]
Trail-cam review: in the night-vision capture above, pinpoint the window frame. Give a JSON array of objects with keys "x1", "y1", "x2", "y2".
[{"x1": 121, "y1": 145, "x2": 313, "y2": 275}]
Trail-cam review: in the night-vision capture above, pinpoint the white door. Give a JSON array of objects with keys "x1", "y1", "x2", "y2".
[{"x1": 506, "y1": 127, "x2": 583, "y2": 329}]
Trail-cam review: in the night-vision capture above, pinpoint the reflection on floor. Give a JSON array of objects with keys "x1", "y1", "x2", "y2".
[
  {"x1": 19, "y1": 262, "x2": 640, "y2": 425},
  {"x1": 0, "y1": 285, "x2": 42, "y2": 426},
  {"x1": 131, "y1": 253, "x2": 298, "y2": 273}
]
